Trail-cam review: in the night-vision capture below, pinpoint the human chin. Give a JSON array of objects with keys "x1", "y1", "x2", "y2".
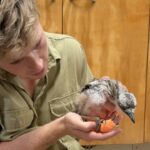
[{"x1": 31, "y1": 67, "x2": 47, "y2": 79}]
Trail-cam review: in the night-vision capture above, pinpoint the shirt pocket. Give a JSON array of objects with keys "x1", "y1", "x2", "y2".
[
  {"x1": 0, "y1": 107, "x2": 34, "y2": 132},
  {"x1": 49, "y1": 92, "x2": 78, "y2": 120}
]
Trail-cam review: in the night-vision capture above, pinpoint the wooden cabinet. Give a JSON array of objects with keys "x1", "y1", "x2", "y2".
[
  {"x1": 36, "y1": 0, "x2": 63, "y2": 33},
  {"x1": 36, "y1": 0, "x2": 150, "y2": 145},
  {"x1": 145, "y1": 13, "x2": 150, "y2": 142}
]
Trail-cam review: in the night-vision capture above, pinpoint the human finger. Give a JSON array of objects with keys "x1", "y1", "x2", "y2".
[
  {"x1": 101, "y1": 76, "x2": 110, "y2": 80},
  {"x1": 74, "y1": 128, "x2": 122, "y2": 141},
  {"x1": 74, "y1": 120, "x2": 96, "y2": 132},
  {"x1": 86, "y1": 128, "x2": 122, "y2": 141},
  {"x1": 64, "y1": 112, "x2": 96, "y2": 132}
]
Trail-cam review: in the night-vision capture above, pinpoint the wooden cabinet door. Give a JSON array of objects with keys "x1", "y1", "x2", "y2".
[
  {"x1": 36, "y1": 0, "x2": 62, "y2": 33},
  {"x1": 63, "y1": 0, "x2": 149, "y2": 144},
  {"x1": 145, "y1": 12, "x2": 150, "y2": 142}
]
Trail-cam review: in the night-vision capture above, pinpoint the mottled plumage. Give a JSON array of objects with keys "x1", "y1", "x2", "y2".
[{"x1": 75, "y1": 78, "x2": 137, "y2": 123}]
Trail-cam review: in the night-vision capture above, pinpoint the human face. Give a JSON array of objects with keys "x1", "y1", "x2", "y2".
[{"x1": 0, "y1": 23, "x2": 48, "y2": 80}]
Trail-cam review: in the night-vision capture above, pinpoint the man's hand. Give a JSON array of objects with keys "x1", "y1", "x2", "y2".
[{"x1": 62, "y1": 112, "x2": 122, "y2": 141}]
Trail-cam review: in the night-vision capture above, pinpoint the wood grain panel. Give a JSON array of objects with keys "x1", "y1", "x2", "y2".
[
  {"x1": 93, "y1": 144, "x2": 132, "y2": 150},
  {"x1": 36, "y1": 0, "x2": 62, "y2": 33},
  {"x1": 94, "y1": 143, "x2": 150, "y2": 150},
  {"x1": 133, "y1": 143, "x2": 150, "y2": 150},
  {"x1": 63, "y1": 0, "x2": 149, "y2": 144},
  {"x1": 145, "y1": 2, "x2": 150, "y2": 141}
]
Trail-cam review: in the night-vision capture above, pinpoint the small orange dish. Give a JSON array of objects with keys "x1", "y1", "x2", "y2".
[{"x1": 100, "y1": 119, "x2": 117, "y2": 133}]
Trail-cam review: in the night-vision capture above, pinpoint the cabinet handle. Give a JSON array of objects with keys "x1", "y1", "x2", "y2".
[
  {"x1": 70, "y1": 0, "x2": 96, "y2": 3},
  {"x1": 91, "y1": 0, "x2": 96, "y2": 3},
  {"x1": 50, "y1": 0, "x2": 55, "y2": 3}
]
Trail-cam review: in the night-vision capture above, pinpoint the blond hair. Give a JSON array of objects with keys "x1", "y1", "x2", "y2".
[{"x1": 0, "y1": 0, "x2": 39, "y2": 58}]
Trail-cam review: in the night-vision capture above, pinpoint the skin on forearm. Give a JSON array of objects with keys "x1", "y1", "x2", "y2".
[{"x1": 0, "y1": 117, "x2": 66, "y2": 150}]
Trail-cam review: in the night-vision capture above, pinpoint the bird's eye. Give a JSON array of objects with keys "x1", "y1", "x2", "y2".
[{"x1": 81, "y1": 84, "x2": 91, "y2": 92}]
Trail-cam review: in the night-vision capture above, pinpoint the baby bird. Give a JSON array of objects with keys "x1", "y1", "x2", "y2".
[{"x1": 75, "y1": 78, "x2": 137, "y2": 124}]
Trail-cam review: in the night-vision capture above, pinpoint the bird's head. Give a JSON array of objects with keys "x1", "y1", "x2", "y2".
[{"x1": 118, "y1": 93, "x2": 137, "y2": 123}]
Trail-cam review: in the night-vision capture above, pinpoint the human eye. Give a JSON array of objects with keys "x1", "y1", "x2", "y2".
[
  {"x1": 35, "y1": 41, "x2": 41, "y2": 49},
  {"x1": 10, "y1": 59, "x2": 22, "y2": 65},
  {"x1": 34, "y1": 38, "x2": 42, "y2": 49}
]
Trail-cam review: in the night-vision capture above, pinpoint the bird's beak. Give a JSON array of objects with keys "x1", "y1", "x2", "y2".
[{"x1": 125, "y1": 110, "x2": 135, "y2": 123}]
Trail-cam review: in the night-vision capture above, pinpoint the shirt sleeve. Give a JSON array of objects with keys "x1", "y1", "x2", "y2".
[{"x1": 78, "y1": 44, "x2": 94, "y2": 87}]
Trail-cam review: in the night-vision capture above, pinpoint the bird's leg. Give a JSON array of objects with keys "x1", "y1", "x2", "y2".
[
  {"x1": 81, "y1": 115, "x2": 103, "y2": 132},
  {"x1": 95, "y1": 117, "x2": 101, "y2": 132},
  {"x1": 82, "y1": 117, "x2": 100, "y2": 149},
  {"x1": 111, "y1": 112, "x2": 122, "y2": 125}
]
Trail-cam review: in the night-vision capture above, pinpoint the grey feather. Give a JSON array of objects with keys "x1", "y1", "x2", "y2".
[{"x1": 75, "y1": 78, "x2": 137, "y2": 123}]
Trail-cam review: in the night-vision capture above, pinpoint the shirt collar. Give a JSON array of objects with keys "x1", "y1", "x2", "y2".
[{"x1": 46, "y1": 34, "x2": 61, "y2": 71}]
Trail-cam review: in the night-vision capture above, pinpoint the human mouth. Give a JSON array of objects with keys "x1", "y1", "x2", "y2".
[{"x1": 32, "y1": 68, "x2": 45, "y2": 76}]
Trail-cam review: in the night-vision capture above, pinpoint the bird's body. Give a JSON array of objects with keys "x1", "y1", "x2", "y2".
[{"x1": 75, "y1": 78, "x2": 137, "y2": 123}]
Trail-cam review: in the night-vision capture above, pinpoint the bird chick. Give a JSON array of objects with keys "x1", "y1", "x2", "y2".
[{"x1": 75, "y1": 78, "x2": 137, "y2": 124}]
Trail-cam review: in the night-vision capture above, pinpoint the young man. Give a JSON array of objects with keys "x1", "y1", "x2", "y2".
[{"x1": 0, "y1": 0, "x2": 121, "y2": 149}]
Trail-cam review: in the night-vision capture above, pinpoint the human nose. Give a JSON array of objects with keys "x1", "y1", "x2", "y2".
[{"x1": 26, "y1": 51, "x2": 43, "y2": 71}]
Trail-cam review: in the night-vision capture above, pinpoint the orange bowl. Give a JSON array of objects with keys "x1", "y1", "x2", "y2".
[{"x1": 100, "y1": 119, "x2": 117, "y2": 133}]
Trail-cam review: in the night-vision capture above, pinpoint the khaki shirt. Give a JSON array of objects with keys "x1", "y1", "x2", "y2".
[{"x1": 0, "y1": 33, "x2": 93, "y2": 150}]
